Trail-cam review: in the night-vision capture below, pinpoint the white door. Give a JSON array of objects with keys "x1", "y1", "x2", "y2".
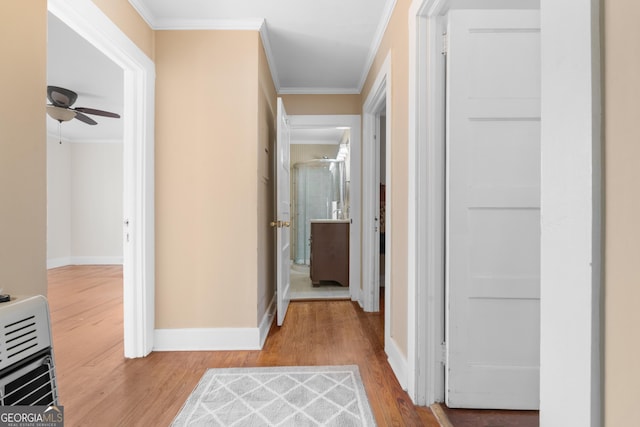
[
  {"x1": 275, "y1": 98, "x2": 292, "y2": 326},
  {"x1": 446, "y1": 10, "x2": 541, "y2": 409}
]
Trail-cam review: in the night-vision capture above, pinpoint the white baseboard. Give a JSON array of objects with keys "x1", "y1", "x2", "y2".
[
  {"x1": 47, "y1": 257, "x2": 72, "y2": 269},
  {"x1": 259, "y1": 293, "x2": 276, "y2": 348},
  {"x1": 71, "y1": 256, "x2": 123, "y2": 265},
  {"x1": 386, "y1": 337, "x2": 409, "y2": 390},
  {"x1": 47, "y1": 256, "x2": 124, "y2": 269},
  {"x1": 154, "y1": 328, "x2": 263, "y2": 351}
]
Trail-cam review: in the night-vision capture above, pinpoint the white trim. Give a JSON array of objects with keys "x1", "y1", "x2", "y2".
[
  {"x1": 278, "y1": 87, "x2": 361, "y2": 95},
  {"x1": 362, "y1": 53, "x2": 391, "y2": 313},
  {"x1": 407, "y1": 0, "x2": 449, "y2": 406},
  {"x1": 154, "y1": 328, "x2": 263, "y2": 351},
  {"x1": 70, "y1": 256, "x2": 124, "y2": 265},
  {"x1": 259, "y1": 23, "x2": 281, "y2": 93},
  {"x1": 151, "y1": 18, "x2": 264, "y2": 30},
  {"x1": 386, "y1": 337, "x2": 409, "y2": 390},
  {"x1": 48, "y1": 0, "x2": 156, "y2": 359},
  {"x1": 287, "y1": 115, "x2": 362, "y2": 304},
  {"x1": 126, "y1": 0, "x2": 156, "y2": 28},
  {"x1": 47, "y1": 132, "x2": 123, "y2": 145},
  {"x1": 357, "y1": 0, "x2": 398, "y2": 92},
  {"x1": 47, "y1": 257, "x2": 123, "y2": 269},
  {"x1": 259, "y1": 293, "x2": 277, "y2": 348},
  {"x1": 47, "y1": 257, "x2": 72, "y2": 270},
  {"x1": 539, "y1": 1, "x2": 602, "y2": 425}
]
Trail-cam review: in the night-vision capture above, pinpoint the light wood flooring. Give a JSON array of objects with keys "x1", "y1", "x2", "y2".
[{"x1": 47, "y1": 265, "x2": 438, "y2": 426}]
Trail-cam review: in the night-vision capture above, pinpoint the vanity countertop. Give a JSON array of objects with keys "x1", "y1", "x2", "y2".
[{"x1": 310, "y1": 219, "x2": 350, "y2": 224}]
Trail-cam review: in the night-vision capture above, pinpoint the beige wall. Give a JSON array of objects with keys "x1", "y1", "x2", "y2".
[
  {"x1": 361, "y1": 0, "x2": 411, "y2": 356},
  {"x1": 91, "y1": 0, "x2": 155, "y2": 60},
  {"x1": 281, "y1": 94, "x2": 362, "y2": 115},
  {"x1": 604, "y1": 1, "x2": 640, "y2": 424},
  {"x1": 155, "y1": 30, "x2": 260, "y2": 328},
  {"x1": 0, "y1": 1, "x2": 48, "y2": 296}
]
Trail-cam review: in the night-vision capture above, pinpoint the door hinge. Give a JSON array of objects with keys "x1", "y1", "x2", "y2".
[
  {"x1": 441, "y1": 33, "x2": 448, "y2": 55},
  {"x1": 440, "y1": 342, "x2": 447, "y2": 365}
]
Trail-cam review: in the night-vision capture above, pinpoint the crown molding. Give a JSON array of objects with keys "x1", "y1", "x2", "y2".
[
  {"x1": 47, "y1": 132, "x2": 123, "y2": 144},
  {"x1": 151, "y1": 18, "x2": 264, "y2": 31},
  {"x1": 357, "y1": 0, "x2": 398, "y2": 92},
  {"x1": 127, "y1": 0, "x2": 157, "y2": 28},
  {"x1": 278, "y1": 87, "x2": 361, "y2": 95},
  {"x1": 128, "y1": 0, "x2": 397, "y2": 95},
  {"x1": 259, "y1": 22, "x2": 281, "y2": 93}
]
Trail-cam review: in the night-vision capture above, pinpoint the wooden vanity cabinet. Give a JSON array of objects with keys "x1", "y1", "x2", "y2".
[{"x1": 310, "y1": 220, "x2": 349, "y2": 287}]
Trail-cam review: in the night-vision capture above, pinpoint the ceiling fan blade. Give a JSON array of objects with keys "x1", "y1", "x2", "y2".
[
  {"x1": 74, "y1": 112, "x2": 98, "y2": 125},
  {"x1": 74, "y1": 107, "x2": 120, "y2": 118},
  {"x1": 47, "y1": 86, "x2": 78, "y2": 108}
]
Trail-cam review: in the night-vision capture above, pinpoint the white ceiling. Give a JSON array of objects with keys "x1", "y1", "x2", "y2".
[
  {"x1": 47, "y1": 0, "x2": 395, "y2": 141},
  {"x1": 47, "y1": 13, "x2": 124, "y2": 142},
  {"x1": 291, "y1": 128, "x2": 348, "y2": 145},
  {"x1": 128, "y1": 0, "x2": 395, "y2": 94}
]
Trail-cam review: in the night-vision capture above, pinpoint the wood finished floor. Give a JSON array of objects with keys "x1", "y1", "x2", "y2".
[
  {"x1": 47, "y1": 265, "x2": 439, "y2": 426},
  {"x1": 439, "y1": 404, "x2": 539, "y2": 427}
]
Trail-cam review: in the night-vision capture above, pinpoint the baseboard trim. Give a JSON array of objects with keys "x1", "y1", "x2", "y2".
[
  {"x1": 153, "y1": 327, "x2": 262, "y2": 351},
  {"x1": 71, "y1": 256, "x2": 123, "y2": 265},
  {"x1": 47, "y1": 256, "x2": 123, "y2": 269},
  {"x1": 386, "y1": 337, "x2": 409, "y2": 390},
  {"x1": 259, "y1": 293, "x2": 276, "y2": 348},
  {"x1": 47, "y1": 257, "x2": 72, "y2": 269}
]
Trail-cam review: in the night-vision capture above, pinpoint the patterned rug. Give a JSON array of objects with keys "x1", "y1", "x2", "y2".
[{"x1": 171, "y1": 365, "x2": 377, "y2": 426}]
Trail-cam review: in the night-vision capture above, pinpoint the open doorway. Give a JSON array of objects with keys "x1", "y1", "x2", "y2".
[
  {"x1": 362, "y1": 53, "x2": 391, "y2": 316},
  {"x1": 289, "y1": 128, "x2": 351, "y2": 300},
  {"x1": 47, "y1": 0, "x2": 155, "y2": 358},
  {"x1": 286, "y1": 115, "x2": 362, "y2": 303},
  {"x1": 46, "y1": 12, "x2": 124, "y2": 269}
]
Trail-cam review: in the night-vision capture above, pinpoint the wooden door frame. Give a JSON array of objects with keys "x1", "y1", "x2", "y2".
[
  {"x1": 48, "y1": 0, "x2": 156, "y2": 358},
  {"x1": 408, "y1": 0, "x2": 602, "y2": 423}
]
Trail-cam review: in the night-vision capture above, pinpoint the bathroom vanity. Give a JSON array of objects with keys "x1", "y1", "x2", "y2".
[{"x1": 309, "y1": 219, "x2": 350, "y2": 287}]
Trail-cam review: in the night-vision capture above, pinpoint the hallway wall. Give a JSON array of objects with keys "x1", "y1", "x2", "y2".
[
  {"x1": 604, "y1": 1, "x2": 640, "y2": 424},
  {"x1": 0, "y1": 1, "x2": 47, "y2": 297},
  {"x1": 361, "y1": 0, "x2": 412, "y2": 359}
]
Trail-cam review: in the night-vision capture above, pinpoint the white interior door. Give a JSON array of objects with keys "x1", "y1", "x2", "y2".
[
  {"x1": 446, "y1": 9, "x2": 541, "y2": 409},
  {"x1": 276, "y1": 98, "x2": 292, "y2": 326}
]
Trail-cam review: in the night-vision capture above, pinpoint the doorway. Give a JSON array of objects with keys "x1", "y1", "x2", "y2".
[
  {"x1": 286, "y1": 115, "x2": 362, "y2": 303},
  {"x1": 409, "y1": 0, "x2": 602, "y2": 421},
  {"x1": 47, "y1": 0, "x2": 155, "y2": 358},
  {"x1": 289, "y1": 129, "x2": 351, "y2": 300},
  {"x1": 362, "y1": 53, "x2": 391, "y2": 315}
]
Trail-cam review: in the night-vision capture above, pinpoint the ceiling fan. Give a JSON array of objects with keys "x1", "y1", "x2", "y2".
[{"x1": 46, "y1": 85, "x2": 120, "y2": 125}]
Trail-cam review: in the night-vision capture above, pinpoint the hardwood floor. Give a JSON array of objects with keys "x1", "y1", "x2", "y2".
[{"x1": 47, "y1": 265, "x2": 439, "y2": 426}]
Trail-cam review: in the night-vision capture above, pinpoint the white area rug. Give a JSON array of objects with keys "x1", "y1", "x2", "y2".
[{"x1": 171, "y1": 365, "x2": 377, "y2": 426}]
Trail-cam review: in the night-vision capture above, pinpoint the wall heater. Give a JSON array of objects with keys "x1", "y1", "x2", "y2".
[{"x1": 0, "y1": 296, "x2": 58, "y2": 406}]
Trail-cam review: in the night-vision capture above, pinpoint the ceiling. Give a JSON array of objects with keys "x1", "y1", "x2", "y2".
[
  {"x1": 47, "y1": 0, "x2": 395, "y2": 141},
  {"x1": 129, "y1": 0, "x2": 394, "y2": 94},
  {"x1": 47, "y1": 13, "x2": 124, "y2": 142}
]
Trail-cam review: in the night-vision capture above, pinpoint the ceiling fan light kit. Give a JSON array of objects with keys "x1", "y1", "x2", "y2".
[
  {"x1": 46, "y1": 105, "x2": 76, "y2": 122},
  {"x1": 46, "y1": 85, "x2": 121, "y2": 143},
  {"x1": 46, "y1": 85, "x2": 120, "y2": 125}
]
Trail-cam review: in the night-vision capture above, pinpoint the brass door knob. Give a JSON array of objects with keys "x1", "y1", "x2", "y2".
[{"x1": 270, "y1": 220, "x2": 281, "y2": 228}]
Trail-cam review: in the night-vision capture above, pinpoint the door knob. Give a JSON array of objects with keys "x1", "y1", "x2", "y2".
[
  {"x1": 270, "y1": 220, "x2": 281, "y2": 228},
  {"x1": 283, "y1": 221, "x2": 291, "y2": 228}
]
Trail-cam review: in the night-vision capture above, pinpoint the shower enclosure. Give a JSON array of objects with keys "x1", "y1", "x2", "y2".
[{"x1": 292, "y1": 159, "x2": 347, "y2": 265}]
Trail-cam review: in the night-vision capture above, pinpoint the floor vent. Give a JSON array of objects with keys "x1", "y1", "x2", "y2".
[{"x1": 0, "y1": 296, "x2": 58, "y2": 406}]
